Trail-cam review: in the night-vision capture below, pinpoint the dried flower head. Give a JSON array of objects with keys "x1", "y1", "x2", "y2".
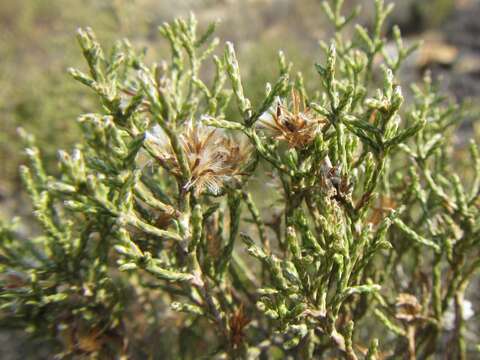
[
  {"x1": 258, "y1": 89, "x2": 326, "y2": 148},
  {"x1": 146, "y1": 120, "x2": 251, "y2": 196},
  {"x1": 395, "y1": 293, "x2": 422, "y2": 323},
  {"x1": 229, "y1": 304, "x2": 250, "y2": 348}
]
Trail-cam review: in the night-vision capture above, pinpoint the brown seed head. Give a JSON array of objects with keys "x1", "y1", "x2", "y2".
[
  {"x1": 229, "y1": 304, "x2": 250, "y2": 348},
  {"x1": 146, "y1": 120, "x2": 252, "y2": 196},
  {"x1": 395, "y1": 293, "x2": 422, "y2": 323},
  {"x1": 258, "y1": 89, "x2": 326, "y2": 148}
]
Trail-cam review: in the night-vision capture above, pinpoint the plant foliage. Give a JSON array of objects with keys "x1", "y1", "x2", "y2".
[{"x1": 1, "y1": 1, "x2": 479, "y2": 358}]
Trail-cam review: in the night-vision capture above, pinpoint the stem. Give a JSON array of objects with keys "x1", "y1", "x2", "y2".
[
  {"x1": 407, "y1": 325, "x2": 416, "y2": 360},
  {"x1": 454, "y1": 289, "x2": 467, "y2": 360}
]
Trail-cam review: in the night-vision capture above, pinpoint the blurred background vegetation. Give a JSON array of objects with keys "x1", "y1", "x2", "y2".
[{"x1": 2, "y1": 0, "x2": 480, "y2": 358}]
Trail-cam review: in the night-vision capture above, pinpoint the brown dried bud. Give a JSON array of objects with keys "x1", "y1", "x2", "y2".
[{"x1": 395, "y1": 293, "x2": 422, "y2": 323}]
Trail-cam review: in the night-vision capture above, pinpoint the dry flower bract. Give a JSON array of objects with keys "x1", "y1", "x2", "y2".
[
  {"x1": 395, "y1": 293, "x2": 422, "y2": 323},
  {"x1": 229, "y1": 304, "x2": 250, "y2": 348},
  {"x1": 258, "y1": 90, "x2": 326, "y2": 148},
  {"x1": 146, "y1": 120, "x2": 251, "y2": 196}
]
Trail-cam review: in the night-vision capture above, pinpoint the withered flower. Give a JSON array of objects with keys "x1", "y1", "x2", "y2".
[
  {"x1": 229, "y1": 304, "x2": 250, "y2": 348},
  {"x1": 395, "y1": 293, "x2": 422, "y2": 323},
  {"x1": 146, "y1": 120, "x2": 251, "y2": 196},
  {"x1": 258, "y1": 90, "x2": 326, "y2": 148}
]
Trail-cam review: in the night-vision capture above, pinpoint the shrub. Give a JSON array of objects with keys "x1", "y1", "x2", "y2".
[{"x1": 1, "y1": 1, "x2": 479, "y2": 358}]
